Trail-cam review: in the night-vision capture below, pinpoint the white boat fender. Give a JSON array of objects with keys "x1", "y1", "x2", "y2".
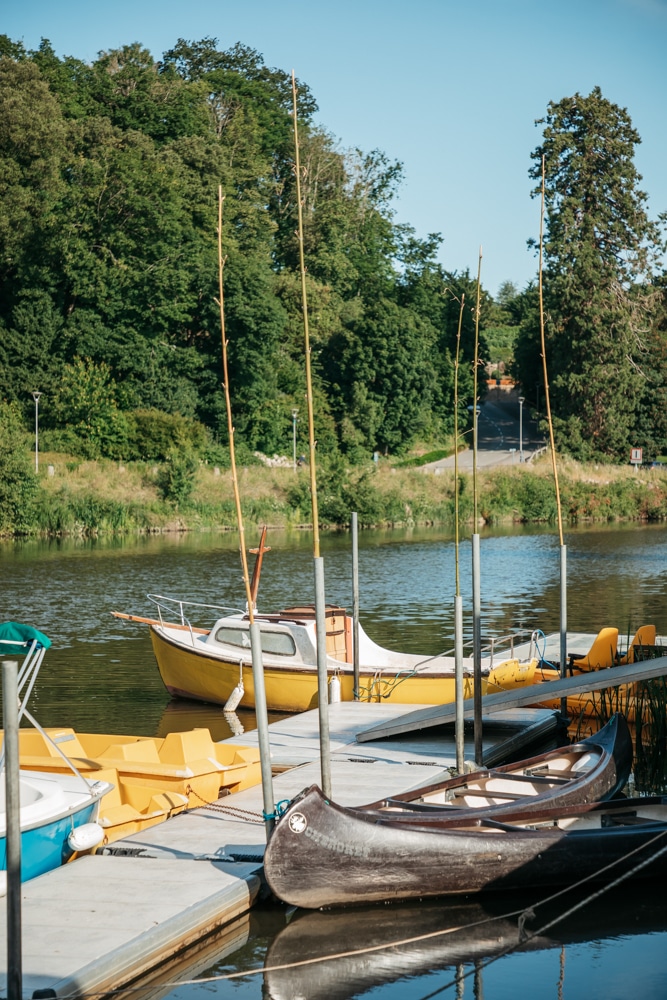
[
  {"x1": 224, "y1": 666, "x2": 245, "y2": 712},
  {"x1": 329, "y1": 674, "x2": 341, "y2": 703},
  {"x1": 67, "y1": 822, "x2": 105, "y2": 853}
]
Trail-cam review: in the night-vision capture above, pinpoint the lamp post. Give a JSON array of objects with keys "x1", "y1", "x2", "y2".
[
  {"x1": 291, "y1": 408, "x2": 298, "y2": 472},
  {"x1": 31, "y1": 392, "x2": 42, "y2": 473},
  {"x1": 519, "y1": 395, "x2": 525, "y2": 463}
]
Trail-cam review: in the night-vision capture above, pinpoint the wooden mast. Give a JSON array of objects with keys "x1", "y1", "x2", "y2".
[
  {"x1": 472, "y1": 247, "x2": 483, "y2": 765},
  {"x1": 216, "y1": 187, "x2": 275, "y2": 834},
  {"x1": 291, "y1": 71, "x2": 331, "y2": 797},
  {"x1": 538, "y1": 154, "x2": 568, "y2": 705}
]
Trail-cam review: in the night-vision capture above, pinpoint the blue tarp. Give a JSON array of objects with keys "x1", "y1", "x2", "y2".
[{"x1": 0, "y1": 621, "x2": 51, "y2": 655}]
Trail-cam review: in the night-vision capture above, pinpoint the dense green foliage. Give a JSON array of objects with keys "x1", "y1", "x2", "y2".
[
  {"x1": 0, "y1": 34, "x2": 490, "y2": 463},
  {"x1": 2, "y1": 37, "x2": 666, "y2": 477},
  {"x1": 514, "y1": 88, "x2": 667, "y2": 461}
]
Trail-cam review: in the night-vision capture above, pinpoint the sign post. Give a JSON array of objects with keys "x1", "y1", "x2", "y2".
[{"x1": 630, "y1": 447, "x2": 643, "y2": 472}]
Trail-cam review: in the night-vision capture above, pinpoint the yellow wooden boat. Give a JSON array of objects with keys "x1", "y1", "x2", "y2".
[
  {"x1": 17, "y1": 727, "x2": 262, "y2": 843},
  {"x1": 115, "y1": 598, "x2": 536, "y2": 713}
]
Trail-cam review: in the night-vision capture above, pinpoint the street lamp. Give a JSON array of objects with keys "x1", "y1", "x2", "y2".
[
  {"x1": 31, "y1": 391, "x2": 42, "y2": 473},
  {"x1": 519, "y1": 395, "x2": 525, "y2": 463},
  {"x1": 291, "y1": 408, "x2": 298, "y2": 472}
]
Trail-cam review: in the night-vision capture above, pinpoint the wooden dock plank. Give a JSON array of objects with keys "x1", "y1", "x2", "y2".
[
  {"x1": 355, "y1": 655, "x2": 667, "y2": 742},
  {"x1": 0, "y1": 857, "x2": 260, "y2": 998},
  {"x1": 105, "y1": 704, "x2": 560, "y2": 862},
  {"x1": 0, "y1": 701, "x2": 561, "y2": 996}
]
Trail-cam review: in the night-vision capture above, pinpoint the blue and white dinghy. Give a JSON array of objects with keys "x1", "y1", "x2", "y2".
[{"x1": 0, "y1": 622, "x2": 110, "y2": 882}]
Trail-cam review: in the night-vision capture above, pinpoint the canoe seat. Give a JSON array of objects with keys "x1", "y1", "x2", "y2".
[
  {"x1": 569, "y1": 628, "x2": 618, "y2": 672},
  {"x1": 618, "y1": 624, "x2": 657, "y2": 664},
  {"x1": 447, "y1": 788, "x2": 526, "y2": 801},
  {"x1": 502, "y1": 771, "x2": 571, "y2": 785}
]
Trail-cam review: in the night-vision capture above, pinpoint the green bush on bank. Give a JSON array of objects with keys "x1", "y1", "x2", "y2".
[{"x1": 481, "y1": 471, "x2": 559, "y2": 523}]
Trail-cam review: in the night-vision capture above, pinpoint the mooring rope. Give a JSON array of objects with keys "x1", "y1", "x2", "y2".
[
  {"x1": 66, "y1": 825, "x2": 667, "y2": 999},
  {"x1": 412, "y1": 826, "x2": 667, "y2": 1000}
]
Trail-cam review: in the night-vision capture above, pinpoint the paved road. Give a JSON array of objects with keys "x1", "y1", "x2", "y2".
[{"x1": 423, "y1": 388, "x2": 546, "y2": 471}]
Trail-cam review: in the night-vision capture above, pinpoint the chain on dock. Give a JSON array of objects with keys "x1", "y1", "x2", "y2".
[{"x1": 186, "y1": 786, "x2": 266, "y2": 824}]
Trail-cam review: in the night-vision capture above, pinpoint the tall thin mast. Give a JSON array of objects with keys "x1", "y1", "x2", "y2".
[
  {"x1": 217, "y1": 187, "x2": 275, "y2": 835},
  {"x1": 291, "y1": 71, "x2": 331, "y2": 797},
  {"x1": 472, "y1": 248, "x2": 483, "y2": 765},
  {"x1": 291, "y1": 72, "x2": 320, "y2": 557},
  {"x1": 538, "y1": 155, "x2": 568, "y2": 707}
]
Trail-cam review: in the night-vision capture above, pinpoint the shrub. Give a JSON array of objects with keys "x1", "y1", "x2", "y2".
[
  {"x1": 126, "y1": 409, "x2": 210, "y2": 461},
  {"x1": 156, "y1": 450, "x2": 199, "y2": 506}
]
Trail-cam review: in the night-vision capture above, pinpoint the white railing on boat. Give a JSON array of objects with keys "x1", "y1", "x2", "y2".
[
  {"x1": 147, "y1": 595, "x2": 244, "y2": 644},
  {"x1": 419, "y1": 628, "x2": 538, "y2": 668}
]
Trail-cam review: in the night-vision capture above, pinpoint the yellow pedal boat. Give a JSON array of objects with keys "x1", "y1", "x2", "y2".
[{"x1": 16, "y1": 727, "x2": 262, "y2": 844}]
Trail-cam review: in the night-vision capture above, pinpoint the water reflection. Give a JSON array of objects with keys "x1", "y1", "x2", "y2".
[
  {"x1": 261, "y1": 885, "x2": 667, "y2": 1000},
  {"x1": 137, "y1": 883, "x2": 666, "y2": 1000}
]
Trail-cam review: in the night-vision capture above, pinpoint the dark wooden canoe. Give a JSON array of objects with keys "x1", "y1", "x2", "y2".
[
  {"x1": 362, "y1": 713, "x2": 631, "y2": 820},
  {"x1": 263, "y1": 716, "x2": 637, "y2": 909},
  {"x1": 263, "y1": 793, "x2": 667, "y2": 909}
]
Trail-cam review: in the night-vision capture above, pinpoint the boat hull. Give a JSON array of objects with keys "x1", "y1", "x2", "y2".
[
  {"x1": 0, "y1": 771, "x2": 108, "y2": 881},
  {"x1": 530, "y1": 670, "x2": 646, "y2": 722},
  {"x1": 263, "y1": 791, "x2": 667, "y2": 909},
  {"x1": 263, "y1": 716, "x2": 635, "y2": 909},
  {"x1": 150, "y1": 626, "x2": 478, "y2": 712}
]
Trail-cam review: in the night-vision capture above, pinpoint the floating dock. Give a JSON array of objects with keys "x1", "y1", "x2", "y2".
[{"x1": 0, "y1": 703, "x2": 562, "y2": 998}]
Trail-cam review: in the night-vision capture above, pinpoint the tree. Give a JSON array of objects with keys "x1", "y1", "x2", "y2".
[
  {"x1": 516, "y1": 88, "x2": 664, "y2": 460},
  {"x1": 0, "y1": 35, "x2": 474, "y2": 463},
  {"x1": 46, "y1": 357, "x2": 129, "y2": 459}
]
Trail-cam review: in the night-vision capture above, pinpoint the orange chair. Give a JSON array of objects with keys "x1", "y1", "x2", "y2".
[
  {"x1": 618, "y1": 624, "x2": 657, "y2": 664},
  {"x1": 570, "y1": 627, "x2": 618, "y2": 672}
]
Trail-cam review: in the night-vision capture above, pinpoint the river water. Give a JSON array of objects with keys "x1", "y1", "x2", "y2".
[{"x1": 2, "y1": 523, "x2": 667, "y2": 998}]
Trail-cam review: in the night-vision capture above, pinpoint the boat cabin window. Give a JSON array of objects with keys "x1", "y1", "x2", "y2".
[{"x1": 214, "y1": 626, "x2": 296, "y2": 656}]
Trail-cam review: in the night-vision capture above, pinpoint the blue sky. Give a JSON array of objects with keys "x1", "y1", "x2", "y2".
[{"x1": 4, "y1": 0, "x2": 667, "y2": 296}]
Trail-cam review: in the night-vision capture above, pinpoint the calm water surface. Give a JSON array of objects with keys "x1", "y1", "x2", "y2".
[{"x1": 2, "y1": 523, "x2": 667, "y2": 997}]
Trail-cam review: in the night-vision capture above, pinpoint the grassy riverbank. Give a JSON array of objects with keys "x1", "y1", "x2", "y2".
[{"x1": 5, "y1": 449, "x2": 667, "y2": 538}]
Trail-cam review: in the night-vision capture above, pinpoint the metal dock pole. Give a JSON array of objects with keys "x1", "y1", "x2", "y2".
[
  {"x1": 3, "y1": 660, "x2": 22, "y2": 1000},
  {"x1": 472, "y1": 534, "x2": 483, "y2": 765},
  {"x1": 351, "y1": 512, "x2": 360, "y2": 700},
  {"x1": 314, "y1": 557, "x2": 332, "y2": 797}
]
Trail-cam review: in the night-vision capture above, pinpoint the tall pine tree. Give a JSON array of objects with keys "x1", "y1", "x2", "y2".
[{"x1": 517, "y1": 87, "x2": 664, "y2": 460}]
